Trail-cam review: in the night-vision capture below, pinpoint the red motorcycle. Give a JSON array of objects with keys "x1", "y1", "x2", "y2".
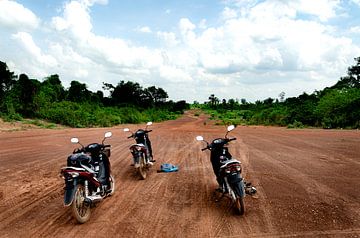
[{"x1": 60, "y1": 132, "x2": 115, "y2": 223}]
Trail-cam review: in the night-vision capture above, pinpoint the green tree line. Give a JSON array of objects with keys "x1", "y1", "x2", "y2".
[
  {"x1": 200, "y1": 57, "x2": 360, "y2": 129},
  {"x1": 0, "y1": 61, "x2": 189, "y2": 127}
]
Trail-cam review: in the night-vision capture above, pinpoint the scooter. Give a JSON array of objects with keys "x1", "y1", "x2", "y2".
[
  {"x1": 124, "y1": 122, "x2": 155, "y2": 180},
  {"x1": 196, "y1": 125, "x2": 256, "y2": 215},
  {"x1": 60, "y1": 132, "x2": 115, "y2": 223}
]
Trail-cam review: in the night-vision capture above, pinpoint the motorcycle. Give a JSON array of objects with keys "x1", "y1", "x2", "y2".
[
  {"x1": 60, "y1": 131, "x2": 115, "y2": 223},
  {"x1": 196, "y1": 125, "x2": 256, "y2": 215},
  {"x1": 123, "y1": 122, "x2": 155, "y2": 180}
]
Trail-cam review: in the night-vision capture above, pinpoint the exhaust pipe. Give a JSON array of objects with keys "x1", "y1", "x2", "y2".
[{"x1": 84, "y1": 195, "x2": 103, "y2": 204}]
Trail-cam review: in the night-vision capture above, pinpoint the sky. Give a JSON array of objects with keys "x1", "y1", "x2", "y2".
[{"x1": 1, "y1": 0, "x2": 360, "y2": 103}]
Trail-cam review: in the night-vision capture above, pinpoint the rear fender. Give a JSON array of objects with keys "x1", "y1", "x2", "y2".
[
  {"x1": 132, "y1": 151, "x2": 142, "y2": 165},
  {"x1": 64, "y1": 179, "x2": 78, "y2": 206},
  {"x1": 231, "y1": 178, "x2": 246, "y2": 198}
]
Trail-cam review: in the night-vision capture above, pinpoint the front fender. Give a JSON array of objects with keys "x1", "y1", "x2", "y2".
[{"x1": 63, "y1": 179, "x2": 78, "y2": 206}]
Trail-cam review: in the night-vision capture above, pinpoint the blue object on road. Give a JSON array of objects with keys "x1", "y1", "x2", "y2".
[{"x1": 158, "y1": 163, "x2": 179, "y2": 173}]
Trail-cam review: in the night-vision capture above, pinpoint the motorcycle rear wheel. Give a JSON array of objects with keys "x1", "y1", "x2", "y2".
[
  {"x1": 235, "y1": 196, "x2": 245, "y2": 215},
  {"x1": 72, "y1": 184, "x2": 91, "y2": 223},
  {"x1": 108, "y1": 175, "x2": 115, "y2": 196},
  {"x1": 138, "y1": 157, "x2": 147, "y2": 180}
]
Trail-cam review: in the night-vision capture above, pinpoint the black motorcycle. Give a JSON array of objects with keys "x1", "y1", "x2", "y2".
[
  {"x1": 196, "y1": 125, "x2": 256, "y2": 215},
  {"x1": 60, "y1": 132, "x2": 115, "y2": 223},
  {"x1": 123, "y1": 122, "x2": 155, "y2": 180}
]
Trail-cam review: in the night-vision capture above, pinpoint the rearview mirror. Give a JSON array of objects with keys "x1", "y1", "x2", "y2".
[
  {"x1": 227, "y1": 125, "x2": 235, "y2": 132},
  {"x1": 123, "y1": 128, "x2": 130, "y2": 132},
  {"x1": 196, "y1": 136, "x2": 204, "y2": 141},
  {"x1": 104, "y1": 132, "x2": 112, "y2": 138},
  {"x1": 71, "y1": 138, "x2": 79, "y2": 144},
  {"x1": 146, "y1": 122, "x2": 152, "y2": 126}
]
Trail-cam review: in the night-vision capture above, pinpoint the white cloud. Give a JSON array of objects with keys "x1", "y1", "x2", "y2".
[
  {"x1": 51, "y1": 0, "x2": 92, "y2": 39},
  {"x1": 293, "y1": 0, "x2": 340, "y2": 22},
  {"x1": 1, "y1": 0, "x2": 359, "y2": 102},
  {"x1": 82, "y1": 0, "x2": 108, "y2": 5},
  {"x1": 12, "y1": 32, "x2": 57, "y2": 67},
  {"x1": 137, "y1": 26, "x2": 152, "y2": 33},
  {"x1": 157, "y1": 31, "x2": 180, "y2": 47},
  {"x1": 0, "y1": 0, "x2": 39, "y2": 31},
  {"x1": 158, "y1": 65, "x2": 192, "y2": 83},
  {"x1": 47, "y1": 0, "x2": 360, "y2": 101},
  {"x1": 222, "y1": 7, "x2": 238, "y2": 20},
  {"x1": 198, "y1": 19, "x2": 207, "y2": 29},
  {"x1": 350, "y1": 26, "x2": 360, "y2": 33},
  {"x1": 351, "y1": 0, "x2": 360, "y2": 6}
]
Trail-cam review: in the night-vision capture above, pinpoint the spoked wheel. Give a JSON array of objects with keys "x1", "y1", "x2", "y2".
[
  {"x1": 138, "y1": 157, "x2": 147, "y2": 180},
  {"x1": 235, "y1": 196, "x2": 245, "y2": 215},
  {"x1": 71, "y1": 184, "x2": 91, "y2": 223}
]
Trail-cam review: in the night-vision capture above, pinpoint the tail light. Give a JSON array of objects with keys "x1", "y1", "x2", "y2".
[
  {"x1": 61, "y1": 171, "x2": 80, "y2": 179},
  {"x1": 68, "y1": 172, "x2": 80, "y2": 177},
  {"x1": 225, "y1": 163, "x2": 241, "y2": 173}
]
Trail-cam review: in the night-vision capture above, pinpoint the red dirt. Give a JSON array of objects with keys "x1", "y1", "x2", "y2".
[{"x1": 0, "y1": 111, "x2": 359, "y2": 237}]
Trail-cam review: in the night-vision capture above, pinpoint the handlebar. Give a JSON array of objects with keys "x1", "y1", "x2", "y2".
[
  {"x1": 201, "y1": 147, "x2": 208, "y2": 151},
  {"x1": 145, "y1": 130, "x2": 153, "y2": 133},
  {"x1": 228, "y1": 137, "x2": 236, "y2": 142},
  {"x1": 104, "y1": 144, "x2": 111, "y2": 148}
]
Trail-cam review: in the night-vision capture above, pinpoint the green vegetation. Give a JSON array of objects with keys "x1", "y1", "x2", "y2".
[
  {"x1": 0, "y1": 61, "x2": 189, "y2": 128},
  {"x1": 198, "y1": 57, "x2": 360, "y2": 129},
  {"x1": 2, "y1": 56, "x2": 359, "y2": 129}
]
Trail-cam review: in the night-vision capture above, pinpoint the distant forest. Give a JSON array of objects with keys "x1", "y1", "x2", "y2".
[
  {"x1": 0, "y1": 61, "x2": 189, "y2": 127},
  {"x1": 1, "y1": 57, "x2": 359, "y2": 129},
  {"x1": 199, "y1": 57, "x2": 360, "y2": 129}
]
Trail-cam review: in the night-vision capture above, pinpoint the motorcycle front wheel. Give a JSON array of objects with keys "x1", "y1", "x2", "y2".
[
  {"x1": 235, "y1": 196, "x2": 245, "y2": 215},
  {"x1": 72, "y1": 184, "x2": 91, "y2": 223}
]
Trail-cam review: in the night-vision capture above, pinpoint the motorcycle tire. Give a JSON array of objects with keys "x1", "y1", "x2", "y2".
[
  {"x1": 235, "y1": 196, "x2": 245, "y2": 215},
  {"x1": 72, "y1": 184, "x2": 91, "y2": 223},
  {"x1": 138, "y1": 157, "x2": 147, "y2": 180},
  {"x1": 107, "y1": 175, "x2": 115, "y2": 196}
]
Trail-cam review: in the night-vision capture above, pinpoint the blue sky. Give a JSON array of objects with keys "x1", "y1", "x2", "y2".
[{"x1": 1, "y1": 0, "x2": 360, "y2": 102}]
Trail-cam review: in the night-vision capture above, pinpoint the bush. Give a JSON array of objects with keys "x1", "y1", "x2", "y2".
[{"x1": 287, "y1": 120, "x2": 304, "y2": 129}]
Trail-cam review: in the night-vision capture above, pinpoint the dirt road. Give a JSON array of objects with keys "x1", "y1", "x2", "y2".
[{"x1": 0, "y1": 112, "x2": 359, "y2": 237}]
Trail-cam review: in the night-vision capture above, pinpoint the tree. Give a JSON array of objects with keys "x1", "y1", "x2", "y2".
[
  {"x1": 208, "y1": 94, "x2": 219, "y2": 107},
  {"x1": 279, "y1": 92, "x2": 285, "y2": 102},
  {"x1": 67, "y1": 80, "x2": 91, "y2": 102},
  {"x1": 110, "y1": 81, "x2": 143, "y2": 106},
  {"x1": 228, "y1": 98, "x2": 236, "y2": 109},
  {"x1": 147, "y1": 86, "x2": 168, "y2": 103},
  {"x1": 332, "y1": 57, "x2": 360, "y2": 89},
  {"x1": 11, "y1": 74, "x2": 39, "y2": 117},
  {"x1": 0, "y1": 61, "x2": 16, "y2": 105},
  {"x1": 41, "y1": 74, "x2": 65, "y2": 102},
  {"x1": 263, "y1": 97, "x2": 274, "y2": 105}
]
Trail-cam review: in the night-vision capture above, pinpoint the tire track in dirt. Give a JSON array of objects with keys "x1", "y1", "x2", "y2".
[
  {"x1": 239, "y1": 130, "x2": 359, "y2": 235},
  {"x1": 0, "y1": 112, "x2": 359, "y2": 237}
]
